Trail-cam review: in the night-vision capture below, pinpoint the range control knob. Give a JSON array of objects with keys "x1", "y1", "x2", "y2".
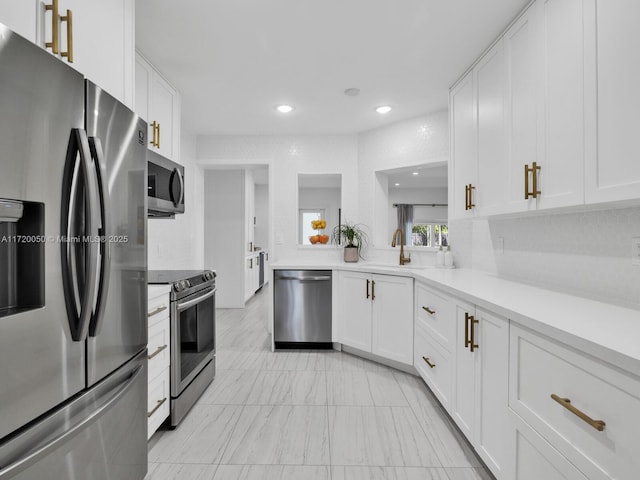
[
  {"x1": 202, "y1": 271, "x2": 214, "y2": 281},
  {"x1": 173, "y1": 282, "x2": 182, "y2": 292}
]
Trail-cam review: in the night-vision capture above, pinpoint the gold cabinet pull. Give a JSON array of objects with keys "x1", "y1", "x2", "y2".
[
  {"x1": 148, "y1": 344, "x2": 167, "y2": 360},
  {"x1": 45, "y1": 0, "x2": 59, "y2": 54},
  {"x1": 525, "y1": 162, "x2": 542, "y2": 199},
  {"x1": 147, "y1": 305, "x2": 167, "y2": 318},
  {"x1": 469, "y1": 316, "x2": 479, "y2": 352},
  {"x1": 156, "y1": 122, "x2": 161, "y2": 148},
  {"x1": 147, "y1": 397, "x2": 167, "y2": 418},
  {"x1": 465, "y1": 183, "x2": 475, "y2": 210},
  {"x1": 371, "y1": 280, "x2": 375, "y2": 300},
  {"x1": 422, "y1": 306, "x2": 436, "y2": 315},
  {"x1": 464, "y1": 312, "x2": 471, "y2": 348},
  {"x1": 422, "y1": 356, "x2": 436, "y2": 368},
  {"x1": 550, "y1": 394, "x2": 605, "y2": 432},
  {"x1": 60, "y1": 9, "x2": 73, "y2": 63},
  {"x1": 366, "y1": 279, "x2": 370, "y2": 299},
  {"x1": 151, "y1": 121, "x2": 160, "y2": 147}
]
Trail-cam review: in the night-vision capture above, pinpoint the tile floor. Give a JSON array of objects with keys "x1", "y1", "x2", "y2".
[{"x1": 145, "y1": 286, "x2": 494, "y2": 480}]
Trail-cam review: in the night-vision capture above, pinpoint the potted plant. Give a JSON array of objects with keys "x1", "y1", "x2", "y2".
[{"x1": 331, "y1": 220, "x2": 368, "y2": 263}]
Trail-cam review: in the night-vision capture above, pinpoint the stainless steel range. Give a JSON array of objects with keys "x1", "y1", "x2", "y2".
[{"x1": 148, "y1": 270, "x2": 216, "y2": 427}]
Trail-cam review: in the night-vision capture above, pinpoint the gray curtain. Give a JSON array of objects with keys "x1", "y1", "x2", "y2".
[{"x1": 396, "y1": 204, "x2": 413, "y2": 244}]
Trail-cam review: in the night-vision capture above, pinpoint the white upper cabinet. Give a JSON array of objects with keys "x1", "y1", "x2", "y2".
[
  {"x1": 450, "y1": 71, "x2": 477, "y2": 220},
  {"x1": 135, "y1": 52, "x2": 181, "y2": 161},
  {"x1": 0, "y1": 1, "x2": 38, "y2": 42},
  {"x1": 0, "y1": 0, "x2": 134, "y2": 108},
  {"x1": 584, "y1": 0, "x2": 640, "y2": 204}
]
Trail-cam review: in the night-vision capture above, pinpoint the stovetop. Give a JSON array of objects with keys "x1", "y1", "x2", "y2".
[{"x1": 148, "y1": 269, "x2": 216, "y2": 298}]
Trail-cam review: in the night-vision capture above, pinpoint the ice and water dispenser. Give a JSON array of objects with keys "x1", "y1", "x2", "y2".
[{"x1": 0, "y1": 198, "x2": 44, "y2": 317}]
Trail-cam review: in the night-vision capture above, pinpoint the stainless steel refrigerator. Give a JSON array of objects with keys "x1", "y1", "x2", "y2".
[{"x1": 0, "y1": 23, "x2": 148, "y2": 479}]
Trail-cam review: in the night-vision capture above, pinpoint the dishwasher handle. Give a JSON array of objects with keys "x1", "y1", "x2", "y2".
[{"x1": 278, "y1": 275, "x2": 332, "y2": 281}]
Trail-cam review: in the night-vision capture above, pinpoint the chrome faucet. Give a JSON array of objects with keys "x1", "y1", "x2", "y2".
[{"x1": 391, "y1": 228, "x2": 411, "y2": 265}]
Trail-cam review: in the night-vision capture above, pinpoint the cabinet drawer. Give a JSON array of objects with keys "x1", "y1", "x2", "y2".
[
  {"x1": 414, "y1": 319, "x2": 452, "y2": 408},
  {"x1": 510, "y1": 325, "x2": 640, "y2": 480},
  {"x1": 147, "y1": 367, "x2": 170, "y2": 439},
  {"x1": 148, "y1": 320, "x2": 170, "y2": 380},
  {"x1": 415, "y1": 282, "x2": 455, "y2": 351},
  {"x1": 147, "y1": 292, "x2": 169, "y2": 328}
]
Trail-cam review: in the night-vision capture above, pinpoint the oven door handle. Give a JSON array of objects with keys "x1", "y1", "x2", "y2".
[{"x1": 176, "y1": 287, "x2": 216, "y2": 311}]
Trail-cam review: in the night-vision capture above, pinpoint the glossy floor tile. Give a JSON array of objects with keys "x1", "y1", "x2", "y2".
[{"x1": 147, "y1": 285, "x2": 494, "y2": 480}]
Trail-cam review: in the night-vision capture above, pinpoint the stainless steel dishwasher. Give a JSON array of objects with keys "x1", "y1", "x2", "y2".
[{"x1": 274, "y1": 270, "x2": 332, "y2": 349}]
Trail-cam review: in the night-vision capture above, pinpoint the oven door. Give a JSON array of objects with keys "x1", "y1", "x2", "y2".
[{"x1": 170, "y1": 286, "x2": 216, "y2": 397}]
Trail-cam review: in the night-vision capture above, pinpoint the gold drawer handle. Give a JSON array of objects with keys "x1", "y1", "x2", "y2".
[
  {"x1": 148, "y1": 344, "x2": 167, "y2": 360},
  {"x1": 422, "y1": 356, "x2": 436, "y2": 368},
  {"x1": 550, "y1": 394, "x2": 605, "y2": 432},
  {"x1": 147, "y1": 305, "x2": 167, "y2": 317},
  {"x1": 147, "y1": 397, "x2": 167, "y2": 418},
  {"x1": 422, "y1": 306, "x2": 436, "y2": 315}
]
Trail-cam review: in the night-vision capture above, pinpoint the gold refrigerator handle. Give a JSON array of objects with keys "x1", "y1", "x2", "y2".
[
  {"x1": 550, "y1": 394, "x2": 606, "y2": 431},
  {"x1": 60, "y1": 9, "x2": 73, "y2": 63},
  {"x1": 45, "y1": 0, "x2": 59, "y2": 54}
]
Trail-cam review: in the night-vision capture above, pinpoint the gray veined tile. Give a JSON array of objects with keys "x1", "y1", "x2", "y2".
[
  {"x1": 324, "y1": 351, "x2": 369, "y2": 372},
  {"x1": 246, "y1": 371, "x2": 327, "y2": 405},
  {"x1": 409, "y1": 397, "x2": 480, "y2": 468},
  {"x1": 444, "y1": 467, "x2": 495, "y2": 480},
  {"x1": 262, "y1": 350, "x2": 326, "y2": 371},
  {"x1": 392, "y1": 371, "x2": 440, "y2": 409},
  {"x1": 326, "y1": 371, "x2": 374, "y2": 406},
  {"x1": 216, "y1": 349, "x2": 266, "y2": 370},
  {"x1": 220, "y1": 405, "x2": 330, "y2": 465},
  {"x1": 366, "y1": 370, "x2": 409, "y2": 406},
  {"x1": 148, "y1": 404, "x2": 242, "y2": 464},
  {"x1": 213, "y1": 465, "x2": 330, "y2": 480},
  {"x1": 328, "y1": 406, "x2": 441, "y2": 467},
  {"x1": 332, "y1": 466, "x2": 450, "y2": 480},
  {"x1": 198, "y1": 369, "x2": 259, "y2": 405},
  {"x1": 144, "y1": 463, "x2": 218, "y2": 480}
]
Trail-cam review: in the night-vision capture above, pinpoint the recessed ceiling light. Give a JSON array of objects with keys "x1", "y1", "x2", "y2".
[
  {"x1": 344, "y1": 88, "x2": 360, "y2": 96},
  {"x1": 412, "y1": 172, "x2": 419, "y2": 176},
  {"x1": 276, "y1": 105, "x2": 294, "y2": 113},
  {"x1": 394, "y1": 183, "x2": 400, "y2": 186},
  {"x1": 375, "y1": 105, "x2": 392, "y2": 114}
]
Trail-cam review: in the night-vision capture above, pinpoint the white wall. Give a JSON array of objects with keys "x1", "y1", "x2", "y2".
[
  {"x1": 147, "y1": 128, "x2": 205, "y2": 270},
  {"x1": 196, "y1": 135, "x2": 358, "y2": 264},
  {"x1": 204, "y1": 170, "x2": 246, "y2": 308},
  {"x1": 358, "y1": 111, "x2": 449, "y2": 265},
  {"x1": 298, "y1": 187, "x2": 341, "y2": 243}
]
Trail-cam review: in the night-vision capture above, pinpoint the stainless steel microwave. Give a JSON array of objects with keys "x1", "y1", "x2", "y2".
[{"x1": 147, "y1": 150, "x2": 185, "y2": 217}]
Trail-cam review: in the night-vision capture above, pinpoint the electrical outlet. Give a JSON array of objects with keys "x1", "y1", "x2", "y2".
[
  {"x1": 497, "y1": 237, "x2": 504, "y2": 254},
  {"x1": 633, "y1": 237, "x2": 640, "y2": 266}
]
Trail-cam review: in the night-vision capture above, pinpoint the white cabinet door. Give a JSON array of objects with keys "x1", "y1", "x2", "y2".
[
  {"x1": 135, "y1": 54, "x2": 152, "y2": 122},
  {"x1": 585, "y1": 0, "x2": 640, "y2": 204},
  {"x1": 371, "y1": 274, "x2": 413, "y2": 365},
  {"x1": 537, "y1": 0, "x2": 585, "y2": 210},
  {"x1": 0, "y1": 1, "x2": 38, "y2": 42},
  {"x1": 451, "y1": 299, "x2": 476, "y2": 439},
  {"x1": 474, "y1": 308, "x2": 510, "y2": 478},
  {"x1": 475, "y1": 40, "x2": 507, "y2": 217},
  {"x1": 337, "y1": 271, "x2": 372, "y2": 352},
  {"x1": 62, "y1": 0, "x2": 134, "y2": 107},
  {"x1": 504, "y1": 4, "x2": 540, "y2": 213},
  {"x1": 449, "y1": 71, "x2": 477, "y2": 220},
  {"x1": 150, "y1": 72, "x2": 177, "y2": 159}
]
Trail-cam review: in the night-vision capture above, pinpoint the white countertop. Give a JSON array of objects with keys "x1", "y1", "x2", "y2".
[{"x1": 271, "y1": 262, "x2": 640, "y2": 377}]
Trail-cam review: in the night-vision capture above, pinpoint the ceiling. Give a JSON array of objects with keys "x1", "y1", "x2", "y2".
[
  {"x1": 135, "y1": 0, "x2": 528, "y2": 136},
  {"x1": 385, "y1": 163, "x2": 448, "y2": 189}
]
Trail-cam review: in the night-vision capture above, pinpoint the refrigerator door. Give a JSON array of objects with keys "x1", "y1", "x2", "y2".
[
  {"x1": 0, "y1": 351, "x2": 147, "y2": 480},
  {"x1": 0, "y1": 25, "x2": 86, "y2": 440},
  {"x1": 85, "y1": 81, "x2": 148, "y2": 386}
]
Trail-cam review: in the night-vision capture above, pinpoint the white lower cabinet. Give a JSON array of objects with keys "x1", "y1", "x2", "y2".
[
  {"x1": 509, "y1": 324, "x2": 640, "y2": 480},
  {"x1": 414, "y1": 320, "x2": 453, "y2": 408},
  {"x1": 147, "y1": 285, "x2": 171, "y2": 440},
  {"x1": 337, "y1": 271, "x2": 413, "y2": 365},
  {"x1": 451, "y1": 303, "x2": 511, "y2": 478}
]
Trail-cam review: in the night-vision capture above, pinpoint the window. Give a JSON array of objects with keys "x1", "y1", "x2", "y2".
[{"x1": 411, "y1": 223, "x2": 448, "y2": 248}]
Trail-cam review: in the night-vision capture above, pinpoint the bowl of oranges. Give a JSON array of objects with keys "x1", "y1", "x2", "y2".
[{"x1": 309, "y1": 219, "x2": 329, "y2": 244}]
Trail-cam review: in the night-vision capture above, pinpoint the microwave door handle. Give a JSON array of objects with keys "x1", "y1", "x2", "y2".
[
  {"x1": 87, "y1": 137, "x2": 111, "y2": 337},
  {"x1": 61, "y1": 130, "x2": 100, "y2": 341},
  {"x1": 176, "y1": 287, "x2": 216, "y2": 312},
  {"x1": 172, "y1": 168, "x2": 184, "y2": 207}
]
